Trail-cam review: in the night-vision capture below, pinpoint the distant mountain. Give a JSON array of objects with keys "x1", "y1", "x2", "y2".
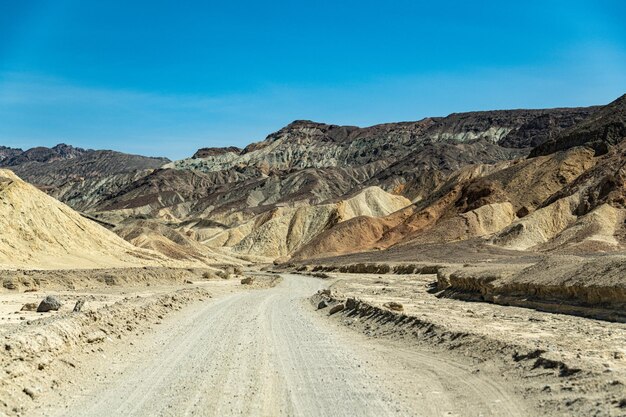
[
  {"x1": 0, "y1": 144, "x2": 169, "y2": 211},
  {"x1": 0, "y1": 143, "x2": 87, "y2": 165},
  {"x1": 531, "y1": 94, "x2": 626, "y2": 156},
  {"x1": 0, "y1": 146, "x2": 23, "y2": 163}
]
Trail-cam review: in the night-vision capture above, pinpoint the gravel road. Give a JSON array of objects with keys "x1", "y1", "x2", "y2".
[{"x1": 36, "y1": 274, "x2": 529, "y2": 417}]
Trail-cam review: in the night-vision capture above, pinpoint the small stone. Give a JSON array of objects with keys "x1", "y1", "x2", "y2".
[
  {"x1": 86, "y1": 331, "x2": 106, "y2": 344},
  {"x1": 383, "y1": 301, "x2": 404, "y2": 311},
  {"x1": 23, "y1": 387, "x2": 36, "y2": 399},
  {"x1": 240, "y1": 277, "x2": 254, "y2": 285},
  {"x1": 317, "y1": 300, "x2": 327, "y2": 310},
  {"x1": 318, "y1": 289, "x2": 331, "y2": 297},
  {"x1": 3, "y1": 279, "x2": 17, "y2": 290},
  {"x1": 20, "y1": 302, "x2": 38, "y2": 312},
  {"x1": 73, "y1": 300, "x2": 85, "y2": 313},
  {"x1": 328, "y1": 303, "x2": 345, "y2": 315},
  {"x1": 345, "y1": 298, "x2": 359, "y2": 310}
]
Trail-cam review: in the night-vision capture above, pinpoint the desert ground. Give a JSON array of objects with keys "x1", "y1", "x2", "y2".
[{"x1": 0, "y1": 266, "x2": 623, "y2": 417}]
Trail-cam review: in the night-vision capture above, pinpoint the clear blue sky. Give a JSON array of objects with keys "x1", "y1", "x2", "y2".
[{"x1": 1, "y1": 0, "x2": 625, "y2": 159}]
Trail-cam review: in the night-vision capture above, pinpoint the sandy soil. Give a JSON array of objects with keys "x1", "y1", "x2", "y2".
[
  {"x1": 15, "y1": 274, "x2": 531, "y2": 417},
  {"x1": 322, "y1": 272, "x2": 626, "y2": 416}
]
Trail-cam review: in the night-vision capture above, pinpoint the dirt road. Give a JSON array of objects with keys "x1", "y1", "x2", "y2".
[{"x1": 34, "y1": 275, "x2": 529, "y2": 417}]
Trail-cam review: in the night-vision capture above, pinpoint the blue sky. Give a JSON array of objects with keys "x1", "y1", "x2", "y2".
[{"x1": 0, "y1": 1, "x2": 625, "y2": 159}]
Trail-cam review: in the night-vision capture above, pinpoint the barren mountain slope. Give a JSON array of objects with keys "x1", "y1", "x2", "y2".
[
  {"x1": 293, "y1": 96, "x2": 626, "y2": 261},
  {"x1": 113, "y1": 219, "x2": 244, "y2": 265},
  {"x1": 205, "y1": 186, "x2": 410, "y2": 259},
  {"x1": 0, "y1": 169, "x2": 167, "y2": 269},
  {"x1": 1, "y1": 145, "x2": 169, "y2": 212},
  {"x1": 292, "y1": 147, "x2": 601, "y2": 260},
  {"x1": 0, "y1": 146, "x2": 23, "y2": 163},
  {"x1": 101, "y1": 107, "x2": 590, "y2": 231},
  {"x1": 531, "y1": 94, "x2": 626, "y2": 156},
  {"x1": 0, "y1": 104, "x2": 606, "y2": 262}
]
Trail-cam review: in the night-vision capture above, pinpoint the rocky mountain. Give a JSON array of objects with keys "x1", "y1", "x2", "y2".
[
  {"x1": 1, "y1": 144, "x2": 170, "y2": 211},
  {"x1": 530, "y1": 94, "x2": 626, "y2": 156},
  {"x1": 0, "y1": 143, "x2": 86, "y2": 166},
  {"x1": 0, "y1": 146, "x2": 22, "y2": 163},
  {"x1": 167, "y1": 107, "x2": 596, "y2": 175},
  {"x1": 292, "y1": 95, "x2": 626, "y2": 262}
]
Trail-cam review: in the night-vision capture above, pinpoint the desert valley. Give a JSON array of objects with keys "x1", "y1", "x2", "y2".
[{"x1": 0, "y1": 94, "x2": 625, "y2": 416}]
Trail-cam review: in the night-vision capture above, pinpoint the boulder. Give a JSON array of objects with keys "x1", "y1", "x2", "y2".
[{"x1": 36, "y1": 296, "x2": 62, "y2": 312}]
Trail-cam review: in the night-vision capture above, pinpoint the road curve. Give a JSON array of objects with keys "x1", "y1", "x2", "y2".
[{"x1": 38, "y1": 274, "x2": 529, "y2": 417}]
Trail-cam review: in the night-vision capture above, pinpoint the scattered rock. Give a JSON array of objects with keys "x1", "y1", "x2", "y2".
[
  {"x1": 346, "y1": 297, "x2": 359, "y2": 310},
  {"x1": 22, "y1": 387, "x2": 36, "y2": 399},
  {"x1": 184, "y1": 279, "x2": 193, "y2": 284},
  {"x1": 317, "y1": 300, "x2": 328, "y2": 309},
  {"x1": 20, "y1": 302, "x2": 38, "y2": 312},
  {"x1": 328, "y1": 303, "x2": 345, "y2": 315},
  {"x1": 383, "y1": 301, "x2": 404, "y2": 311},
  {"x1": 36, "y1": 296, "x2": 62, "y2": 312},
  {"x1": 86, "y1": 330, "x2": 106, "y2": 344},
  {"x1": 3, "y1": 279, "x2": 17, "y2": 290},
  {"x1": 240, "y1": 277, "x2": 254, "y2": 285},
  {"x1": 103, "y1": 275, "x2": 117, "y2": 286},
  {"x1": 319, "y1": 289, "x2": 331, "y2": 297},
  {"x1": 73, "y1": 299, "x2": 85, "y2": 313}
]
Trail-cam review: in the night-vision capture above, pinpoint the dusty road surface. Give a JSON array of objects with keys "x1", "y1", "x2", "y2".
[{"x1": 33, "y1": 275, "x2": 529, "y2": 417}]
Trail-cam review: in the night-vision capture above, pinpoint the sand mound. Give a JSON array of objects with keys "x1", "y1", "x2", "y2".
[
  {"x1": 0, "y1": 170, "x2": 167, "y2": 269},
  {"x1": 491, "y1": 195, "x2": 580, "y2": 250},
  {"x1": 207, "y1": 187, "x2": 409, "y2": 259},
  {"x1": 535, "y1": 203, "x2": 625, "y2": 253},
  {"x1": 114, "y1": 219, "x2": 243, "y2": 265},
  {"x1": 406, "y1": 202, "x2": 516, "y2": 244},
  {"x1": 491, "y1": 196, "x2": 625, "y2": 252}
]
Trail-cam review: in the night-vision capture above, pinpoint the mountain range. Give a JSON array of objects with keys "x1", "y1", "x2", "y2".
[{"x1": 2, "y1": 95, "x2": 625, "y2": 266}]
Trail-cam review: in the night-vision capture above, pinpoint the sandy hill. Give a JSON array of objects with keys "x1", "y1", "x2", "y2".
[
  {"x1": 0, "y1": 169, "x2": 172, "y2": 269},
  {"x1": 114, "y1": 219, "x2": 244, "y2": 265},
  {"x1": 203, "y1": 186, "x2": 410, "y2": 260}
]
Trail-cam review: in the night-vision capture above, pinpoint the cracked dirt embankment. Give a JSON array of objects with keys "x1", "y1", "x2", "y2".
[
  {"x1": 435, "y1": 256, "x2": 626, "y2": 322},
  {"x1": 289, "y1": 257, "x2": 626, "y2": 323},
  {"x1": 320, "y1": 271, "x2": 626, "y2": 416}
]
